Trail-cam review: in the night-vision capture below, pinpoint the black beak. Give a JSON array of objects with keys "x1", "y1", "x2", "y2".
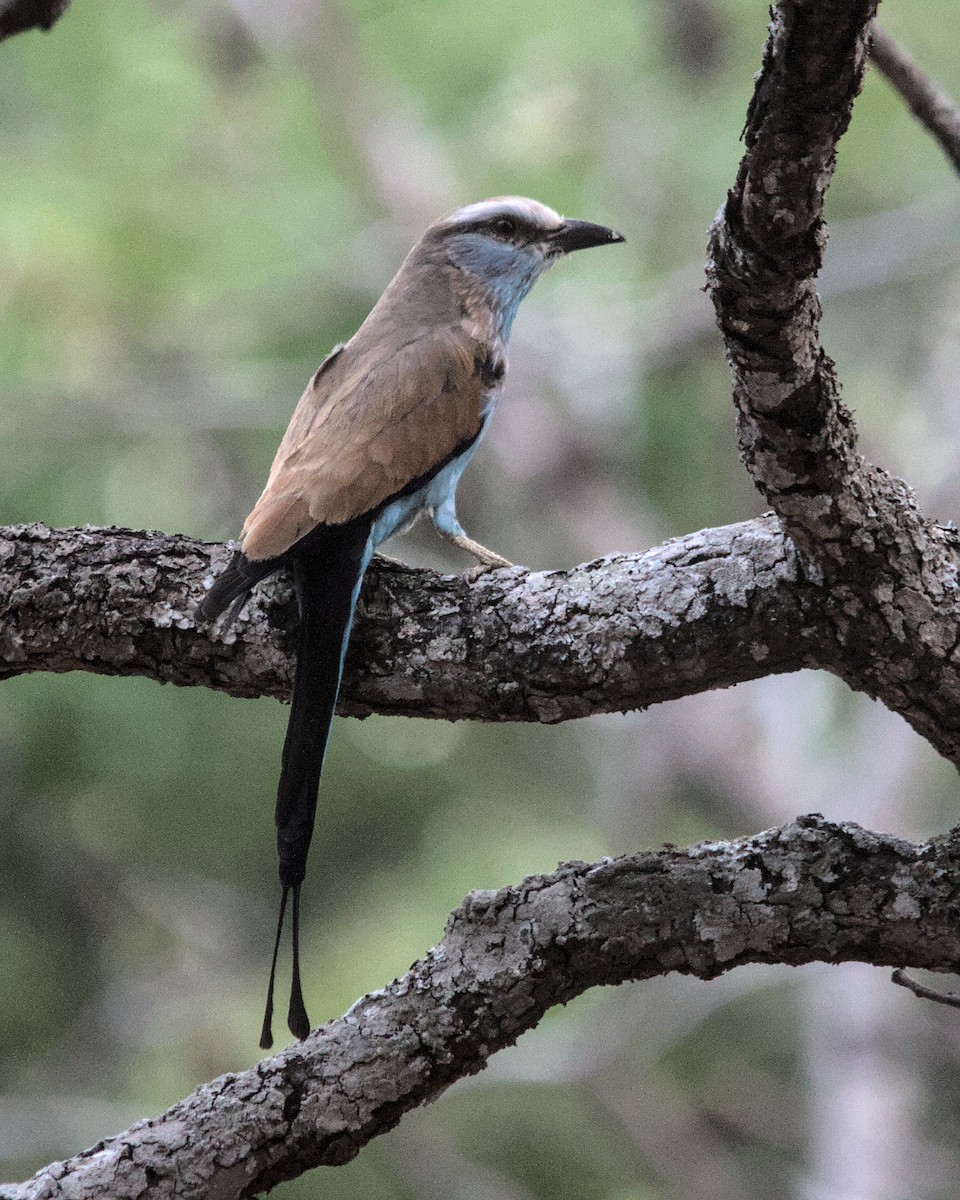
[{"x1": 550, "y1": 219, "x2": 625, "y2": 253}]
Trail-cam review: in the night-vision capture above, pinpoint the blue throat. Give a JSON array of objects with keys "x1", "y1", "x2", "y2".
[
  {"x1": 446, "y1": 233, "x2": 545, "y2": 339},
  {"x1": 487, "y1": 274, "x2": 536, "y2": 339}
]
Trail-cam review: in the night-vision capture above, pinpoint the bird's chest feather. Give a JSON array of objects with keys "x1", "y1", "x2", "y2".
[{"x1": 458, "y1": 290, "x2": 507, "y2": 411}]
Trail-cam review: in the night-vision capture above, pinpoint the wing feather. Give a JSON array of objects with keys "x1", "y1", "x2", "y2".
[{"x1": 240, "y1": 326, "x2": 495, "y2": 562}]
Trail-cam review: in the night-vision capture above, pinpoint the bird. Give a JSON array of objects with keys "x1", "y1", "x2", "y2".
[{"x1": 197, "y1": 196, "x2": 624, "y2": 1048}]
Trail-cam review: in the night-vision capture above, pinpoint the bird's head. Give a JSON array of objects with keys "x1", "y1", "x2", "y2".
[{"x1": 424, "y1": 197, "x2": 624, "y2": 333}]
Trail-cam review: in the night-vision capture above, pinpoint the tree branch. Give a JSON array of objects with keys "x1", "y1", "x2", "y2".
[
  {"x1": 0, "y1": 516, "x2": 826, "y2": 722},
  {"x1": 5, "y1": 489, "x2": 960, "y2": 768},
  {"x1": 707, "y1": 0, "x2": 875, "y2": 532},
  {"x1": 3, "y1": 815, "x2": 959, "y2": 1200},
  {"x1": 707, "y1": 0, "x2": 960, "y2": 768},
  {"x1": 869, "y1": 22, "x2": 960, "y2": 174}
]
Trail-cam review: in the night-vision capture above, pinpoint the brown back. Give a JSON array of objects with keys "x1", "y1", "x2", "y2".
[{"x1": 240, "y1": 250, "x2": 502, "y2": 563}]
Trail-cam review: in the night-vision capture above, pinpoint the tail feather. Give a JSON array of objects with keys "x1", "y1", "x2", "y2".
[
  {"x1": 260, "y1": 518, "x2": 373, "y2": 1048},
  {"x1": 197, "y1": 550, "x2": 276, "y2": 625}
]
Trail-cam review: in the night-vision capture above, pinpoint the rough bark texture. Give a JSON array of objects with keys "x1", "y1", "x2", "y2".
[
  {"x1": 7, "y1": 1, "x2": 960, "y2": 1196},
  {"x1": 0, "y1": 0, "x2": 68, "y2": 40},
  {"x1": 0, "y1": 517, "x2": 823, "y2": 721},
  {"x1": 706, "y1": 0, "x2": 960, "y2": 766},
  {"x1": 3, "y1": 816, "x2": 959, "y2": 1200},
  {"x1": 4, "y1": 495, "x2": 960, "y2": 760}
]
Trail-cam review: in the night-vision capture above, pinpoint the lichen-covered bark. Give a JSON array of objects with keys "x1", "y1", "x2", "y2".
[
  {"x1": 706, "y1": 0, "x2": 960, "y2": 764},
  {"x1": 5, "y1": 502, "x2": 960, "y2": 762},
  {"x1": 0, "y1": 517, "x2": 824, "y2": 723},
  {"x1": 7, "y1": 3, "x2": 960, "y2": 1197},
  {"x1": 707, "y1": 0, "x2": 871, "y2": 518},
  {"x1": 3, "y1": 816, "x2": 959, "y2": 1200}
]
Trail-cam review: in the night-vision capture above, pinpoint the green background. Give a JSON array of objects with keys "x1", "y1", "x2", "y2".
[{"x1": 3, "y1": 1, "x2": 960, "y2": 1195}]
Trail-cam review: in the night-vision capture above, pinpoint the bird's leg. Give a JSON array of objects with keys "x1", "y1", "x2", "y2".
[{"x1": 431, "y1": 499, "x2": 513, "y2": 569}]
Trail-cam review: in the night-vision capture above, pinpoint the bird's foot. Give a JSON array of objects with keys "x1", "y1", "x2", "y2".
[
  {"x1": 442, "y1": 531, "x2": 513, "y2": 569},
  {"x1": 463, "y1": 558, "x2": 517, "y2": 582}
]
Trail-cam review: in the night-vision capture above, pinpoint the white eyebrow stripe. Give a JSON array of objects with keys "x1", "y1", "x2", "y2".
[{"x1": 445, "y1": 196, "x2": 564, "y2": 230}]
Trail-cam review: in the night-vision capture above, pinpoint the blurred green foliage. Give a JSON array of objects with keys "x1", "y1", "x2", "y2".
[{"x1": 4, "y1": 0, "x2": 960, "y2": 1195}]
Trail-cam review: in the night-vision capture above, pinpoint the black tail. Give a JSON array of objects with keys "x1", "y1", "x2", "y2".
[
  {"x1": 260, "y1": 518, "x2": 373, "y2": 1049},
  {"x1": 196, "y1": 550, "x2": 276, "y2": 629}
]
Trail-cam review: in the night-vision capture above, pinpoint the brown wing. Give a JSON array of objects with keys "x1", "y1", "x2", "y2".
[{"x1": 240, "y1": 326, "x2": 495, "y2": 562}]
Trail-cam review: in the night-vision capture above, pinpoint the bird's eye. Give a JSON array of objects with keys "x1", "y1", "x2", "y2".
[{"x1": 493, "y1": 216, "x2": 517, "y2": 237}]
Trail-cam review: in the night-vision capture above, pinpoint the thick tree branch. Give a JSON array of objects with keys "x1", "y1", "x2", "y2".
[
  {"x1": 3, "y1": 815, "x2": 959, "y2": 1200},
  {"x1": 706, "y1": 0, "x2": 960, "y2": 768},
  {"x1": 707, "y1": 0, "x2": 875, "y2": 531},
  {"x1": 4, "y1": 506, "x2": 960, "y2": 764},
  {"x1": 0, "y1": 517, "x2": 823, "y2": 721},
  {"x1": 0, "y1": 0, "x2": 68, "y2": 40},
  {"x1": 6, "y1": 1, "x2": 960, "y2": 1196},
  {"x1": 869, "y1": 23, "x2": 960, "y2": 174}
]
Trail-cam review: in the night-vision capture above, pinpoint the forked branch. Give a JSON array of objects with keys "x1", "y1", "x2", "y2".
[{"x1": 6, "y1": 4, "x2": 960, "y2": 1197}]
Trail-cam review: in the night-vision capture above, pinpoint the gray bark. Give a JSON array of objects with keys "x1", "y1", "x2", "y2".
[
  {"x1": 0, "y1": 516, "x2": 823, "y2": 721},
  {"x1": 706, "y1": 0, "x2": 960, "y2": 767},
  {"x1": 3, "y1": 816, "x2": 958, "y2": 1200},
  {"x1": 5, "y1": 0, "x2": 960, "y2": 1196},
  {"x1": 870, "y1": 22, "x2": 960, "y2": 174}
]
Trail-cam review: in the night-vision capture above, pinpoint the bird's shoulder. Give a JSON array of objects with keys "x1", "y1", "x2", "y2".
[{"x1": 281, "y1": 316, "x2": 501, "y2": 453}]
